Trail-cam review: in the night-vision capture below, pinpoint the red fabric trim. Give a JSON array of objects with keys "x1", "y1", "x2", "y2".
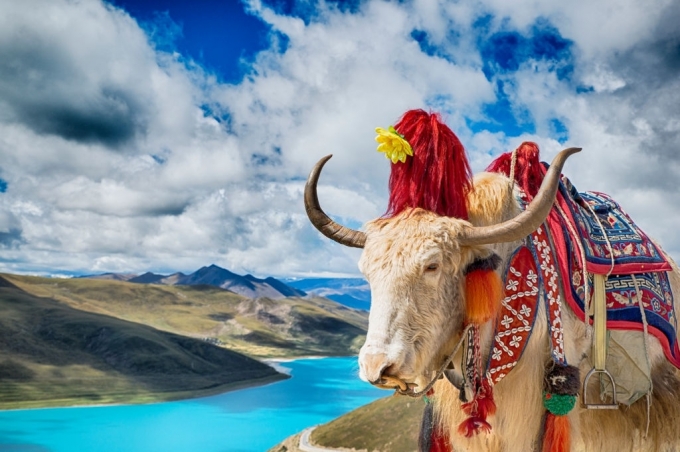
[{"x1": 585, "y1": 261, "x2": 672, "y2": 275}]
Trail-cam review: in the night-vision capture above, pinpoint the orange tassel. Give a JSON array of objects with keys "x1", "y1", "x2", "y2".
[
  {"x1": 542, "y1": 413, "x2": 571, "y2": 452},
  {"x1": 465, "y1": 269, "x2": 503, "y2": 324}
]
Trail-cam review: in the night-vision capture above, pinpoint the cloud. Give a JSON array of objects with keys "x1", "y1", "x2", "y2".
[
  {"x1": 0, "y1": 0, "x2": 678, "y2": 277},
  {"x1": 0, "y1": 0, "x2": 153, "y2": 147}
]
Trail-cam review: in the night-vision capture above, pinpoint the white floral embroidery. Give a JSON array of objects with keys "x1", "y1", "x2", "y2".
[
  {"x1": 519, "y1": 305, "x2": 531, "y2": 317},
  {"x1": 527, "y1": 270, "x2": 538, "y2": 283}
]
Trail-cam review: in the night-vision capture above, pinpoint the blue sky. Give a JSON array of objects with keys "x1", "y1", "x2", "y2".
[{"x1": 0, "y1": 0, "x2": 678, "y2": 277}]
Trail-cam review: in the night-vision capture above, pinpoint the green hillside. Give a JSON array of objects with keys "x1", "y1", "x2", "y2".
[
  {"x1": 270, "y1": 395, "x2": 424, "y2": 452},
  {"x1": 2, "y1": 273, "x2": 368, "y2": 358},
  {"x1": 0, "y1": 276, "x2": 285, "y2": 409}
]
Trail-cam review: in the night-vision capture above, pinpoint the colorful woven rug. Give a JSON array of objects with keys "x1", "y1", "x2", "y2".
[
  {"x1": 486, "y1": 148, "x2": 680, "y2": 369},
  {"x1": 543, "y1": 168, "x2": 680, "y2": 368},
  {"x1": 554, "y1": 180, "x2": 671, "y2": 275},
  {"x1": 547, "y1": 170, "x2": 680, "y2": 368},
  {"x1": 553, "y1": 213, "x2": 680, "y2": 368}
]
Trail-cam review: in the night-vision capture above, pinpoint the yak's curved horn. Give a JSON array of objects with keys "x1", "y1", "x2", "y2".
[
  {"x1": 304, "y1": 155, "x2": 367, "y2": 248},
  {"x1": 459, "y1": 147, "x2": 581, "y2": 246}
]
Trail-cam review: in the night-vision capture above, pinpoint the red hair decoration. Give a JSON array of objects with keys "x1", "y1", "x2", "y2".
[
  {"x1": 386, "y1": 110, "x2": 472, "y2": 220},
  {"x1": 485, "y1": 141, "x2": 544, "y2": 201}
]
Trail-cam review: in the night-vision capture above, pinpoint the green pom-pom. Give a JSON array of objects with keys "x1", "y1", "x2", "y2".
[{"x1": 543, "y1": 392, "x2": 576, "y2": 416}]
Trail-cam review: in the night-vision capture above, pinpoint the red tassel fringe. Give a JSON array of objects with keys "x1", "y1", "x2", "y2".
[
  {"x1": 457, "y1": 417, "x2": 492, "y2": 438},
  {"x1": 542, "y1": 413, "x2": 571, "y2": 452},
  {"x1": 431, "y1": 427, "x2": 453, "y2": 452},
  {"x1": 387, "y1": 109, "x2": 473, "y2": 220},
  {"x1": 458, "y1": 379, "x2": 496, "y2": 437},
  {"x1": 485, "y1": 141, "x2": 544, "y2": 201}
]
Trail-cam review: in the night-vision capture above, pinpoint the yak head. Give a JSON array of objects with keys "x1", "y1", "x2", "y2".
[{"x1": 304, "y1": 148, "x2": 579, "y2": 392}]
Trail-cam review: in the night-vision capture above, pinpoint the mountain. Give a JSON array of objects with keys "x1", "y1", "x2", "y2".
[
  {"x1": 287, "y1": 278, "x2": 371, "y2": 310},
  {"x1": 0, "y1": 276, "x2": 286, "y2": 409},
  {"x1": 128, "y1": 271, "x2": 190, "y2": 285},
  {"x1": 96, "y1": 265, "x2": 306, "y2": 300},
  {"x1": 79, "y1": 272, "x2": 137, "y2": 281},
  {"x1": 3, "y1": 273, "x2": 368, "y2": 359},
  {"x1": 128, "y1": 271, "x2": 166, "y2": 284},
  {"x1": 177, "y1": 265, "x2": 306, "y2": 298},
  {"x1": 250, "y1": 275, "x2": 304, "y2": 298}
]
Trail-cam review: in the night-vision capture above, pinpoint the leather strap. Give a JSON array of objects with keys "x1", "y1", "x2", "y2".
[{"x1": 592, "y1": 274, "x2": 607, "y2": 371}]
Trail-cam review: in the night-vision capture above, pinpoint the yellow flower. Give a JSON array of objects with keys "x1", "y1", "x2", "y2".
[{"x1": 375, "y1": 125, "x2": 413, "y2": 163}]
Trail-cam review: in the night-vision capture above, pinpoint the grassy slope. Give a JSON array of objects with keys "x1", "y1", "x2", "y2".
[
  {"x1": 269, "y1": 396, "x2": 424, "y2": 452},
  {"x1": 2, "y1": 273, "x2": 368, "y2": 359},
  {"x1": 0, "y1": 276, "x2": 286, "y2": 409}
]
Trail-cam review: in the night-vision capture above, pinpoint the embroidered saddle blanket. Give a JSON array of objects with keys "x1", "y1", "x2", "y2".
[
  {"x1": 553, "y1": 178, "x2": 671, "y2": 275},
  {"x1": 543, "y1": 173, "x2": 680, "y2": 368},
  {"x1": 487, "y1": 149, "x2": 680, "y2": 370}
]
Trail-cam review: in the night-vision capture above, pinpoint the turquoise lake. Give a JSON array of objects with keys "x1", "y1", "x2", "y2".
[{"x1": 0, "y1": 357, "x2": 387, "y2": 452}]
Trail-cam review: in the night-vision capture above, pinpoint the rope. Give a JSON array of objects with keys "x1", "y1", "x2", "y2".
[
  {"x1": 554, "y1": 202, "x2": 592, "y2": 337},
  {"x1": 509, "y1": 147, "x2": 518, "y2": 191},
  {"x1": 396, "y1": 324, "x2": 473, "y2": 398},
  {"x1": 632, "y1": 273, "x2": 653, "y2": 437},
  {"x1": 581, "y1": 200, "x2": 616, "y2": 278}
]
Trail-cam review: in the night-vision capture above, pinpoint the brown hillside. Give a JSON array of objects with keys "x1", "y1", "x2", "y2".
[
  {"x1": 2, "y1": 273, "x2": 368, "y2": 359},
  {"x1": 0, "y1": 276, "x2": 285, "y2": 409}
]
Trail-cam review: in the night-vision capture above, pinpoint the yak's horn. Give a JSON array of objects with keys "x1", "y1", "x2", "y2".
[
  {"x1": 304, "y1": 155, "x2": 367, "y2": 248},
  {"x1": 459, "y1": 147, "x2": 581, "y2": 246}
]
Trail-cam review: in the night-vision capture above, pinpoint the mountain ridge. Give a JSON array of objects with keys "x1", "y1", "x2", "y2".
[
  {"x1": 83, "y1": 264, "x2": 306, "y2": 300},
  {"x1": 4, "y1": 272, "x2": 367, "y2": 359}
]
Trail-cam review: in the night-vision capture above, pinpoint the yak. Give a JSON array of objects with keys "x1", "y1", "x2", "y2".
[{"x1": 304, "y1": 146, "x2": 680, "y2": 452}]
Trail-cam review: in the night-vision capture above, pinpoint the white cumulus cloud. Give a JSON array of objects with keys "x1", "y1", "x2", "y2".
[{"x1": 0, "y1": 0, "x2": 678, "y2": 277}]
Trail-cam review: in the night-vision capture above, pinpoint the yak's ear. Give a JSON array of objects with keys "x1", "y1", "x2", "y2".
[{"x1": 463, "y1": 250, "x2": 503, "y2": 325}]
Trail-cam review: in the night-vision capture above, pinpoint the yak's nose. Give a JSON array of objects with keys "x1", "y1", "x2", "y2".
[{"x1": 360, "y1": 352, "x2": 392, "y2": 384}]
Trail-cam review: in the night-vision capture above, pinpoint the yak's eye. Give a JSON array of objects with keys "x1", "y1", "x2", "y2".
[{"x1": 425, "y1": 263, "x2": 440, "y2": 272}]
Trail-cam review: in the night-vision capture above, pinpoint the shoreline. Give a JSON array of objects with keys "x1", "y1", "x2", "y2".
[
  {"x1": 263, "y1": 355, "x2": 356, "y2": 374},
  {"x1": 0, "y1": 373, "x2": 289, "y2": 413},
  {"x1": 2, "y1": 356, "x2": 359, "y2": 412},
  {"x1": 264, "y1": 353, "x2": 358, "y2": 364}
]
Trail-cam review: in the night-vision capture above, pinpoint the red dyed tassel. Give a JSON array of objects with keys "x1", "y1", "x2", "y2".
[
  {"x1": 431, "y1": 427, "x2": 453, "y2": 452},
  {"x1": 542, "y1": 413, "x2": 571, "y2": 452},
  {"x1": 476, "y1": 380, "x2": 497, "y2": 418},
  {"x1": 387, "y1": 109, "x2": 473, "y2": 220},
  {"x1": 458, "y1": 417, "x2": 492, "y2": 438},
  {"x1": 459, "y1": 380, "x2": 496, "y2": 437},
  {"x1": 461, "y1": 380, "x2": 497, "y2": 419},
  {"x1": 465, "y1": 269, "x2": 503, "y2": 324},
  {"x1": 486, "y1": 142, "x2": 545, "y2": 201}
]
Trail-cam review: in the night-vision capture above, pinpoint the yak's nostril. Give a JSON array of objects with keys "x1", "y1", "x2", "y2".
[
  {"x1": 362, "y1": 352, "x2": 391, "y2": 384},
  {"x1": 381, "y1": 363, "x2": 396, "y2": 377}
]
